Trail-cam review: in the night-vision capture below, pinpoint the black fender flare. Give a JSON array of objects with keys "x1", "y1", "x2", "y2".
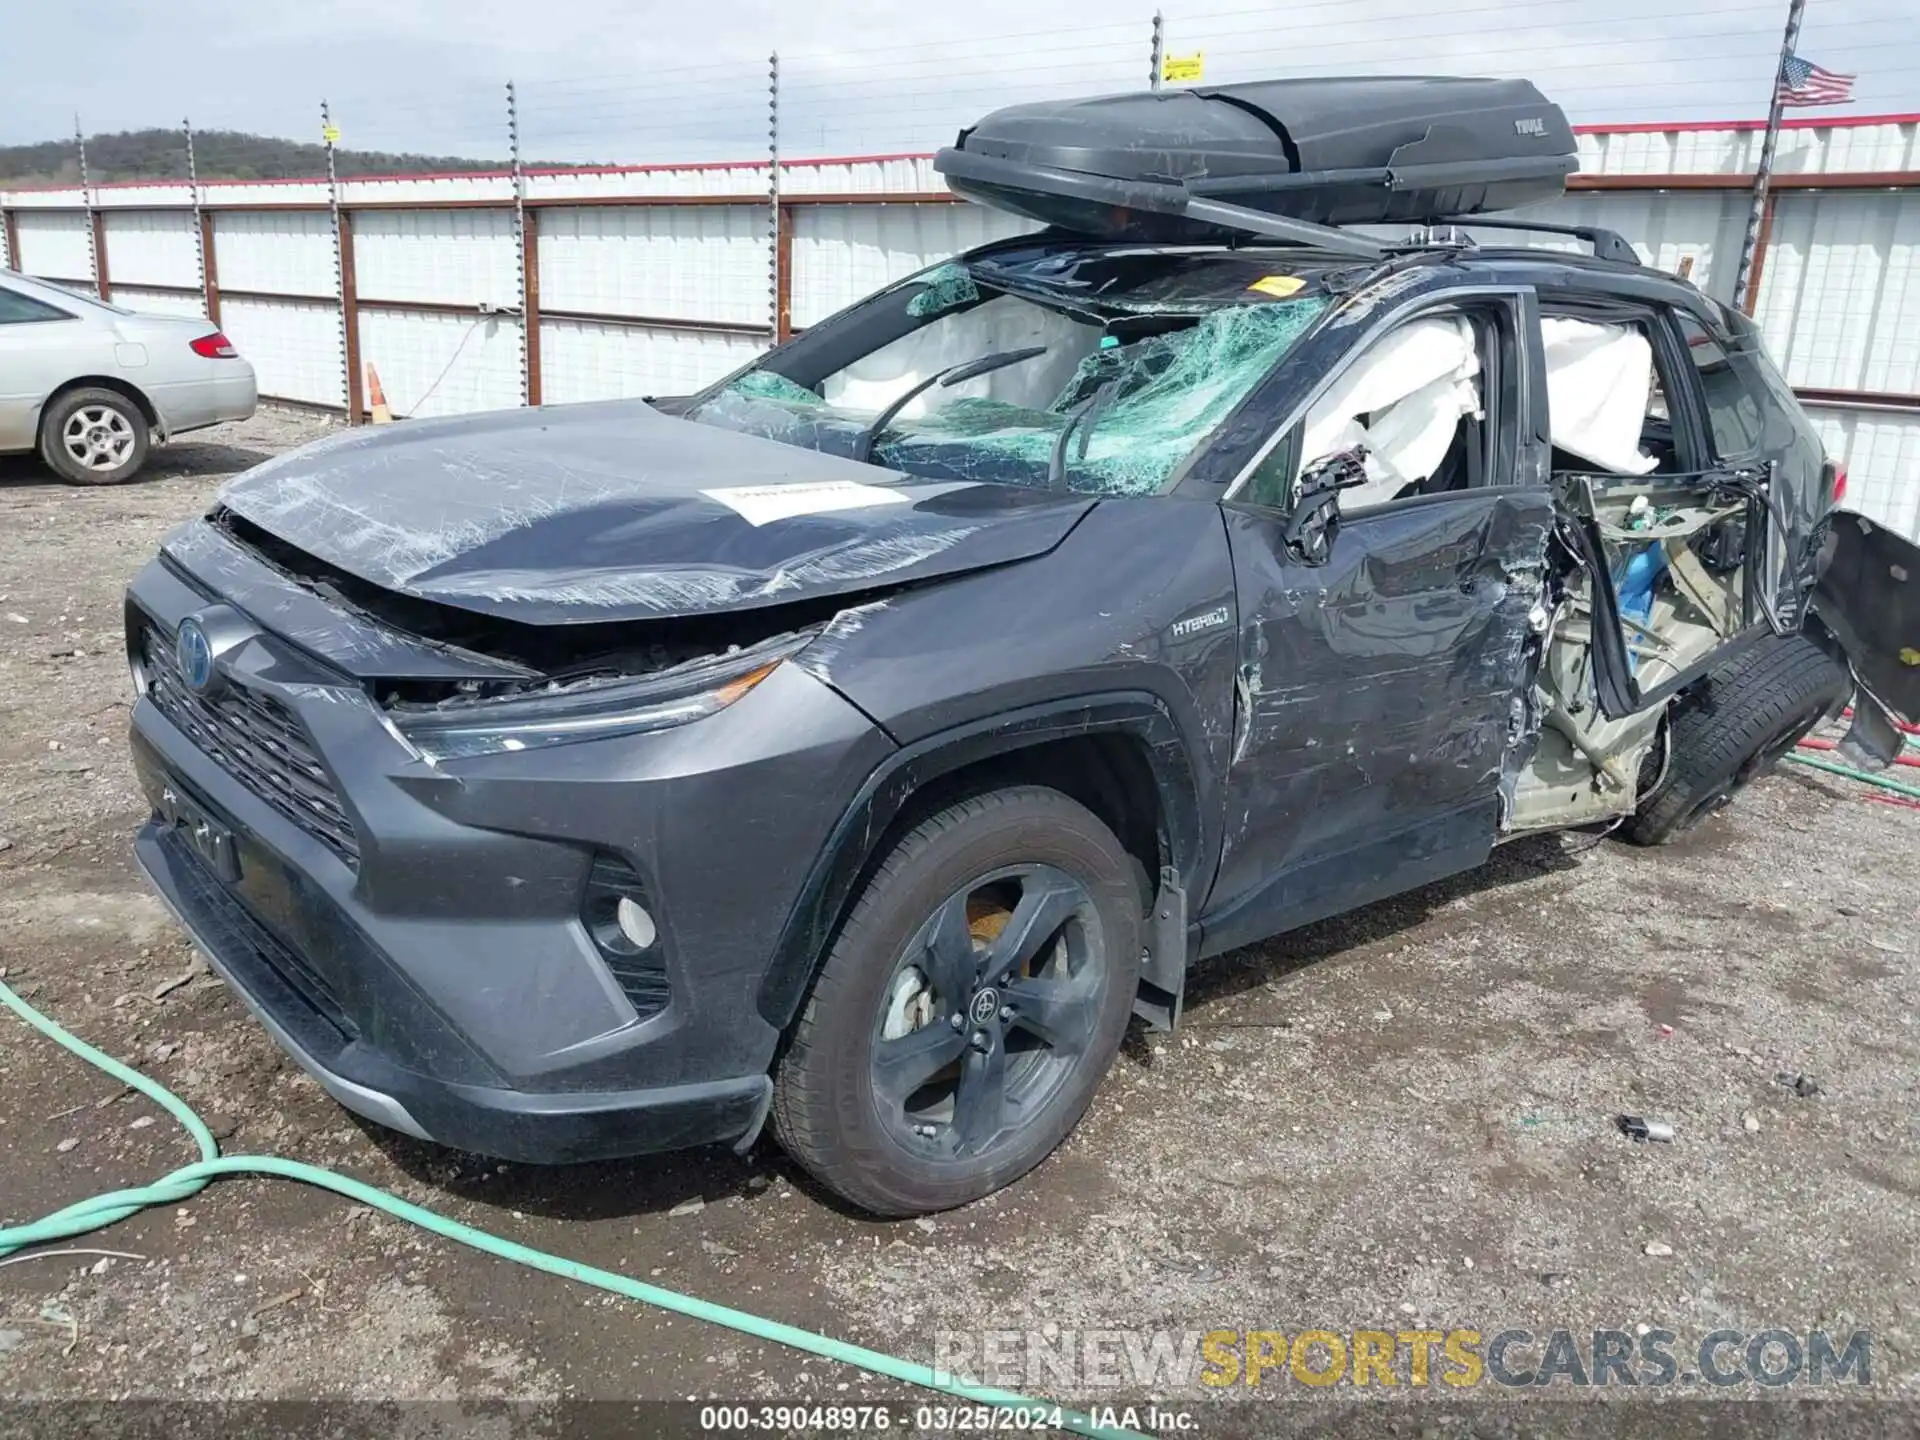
[{"x1": 754, "y1": 691, "x2": 1203, "y2": 1031}]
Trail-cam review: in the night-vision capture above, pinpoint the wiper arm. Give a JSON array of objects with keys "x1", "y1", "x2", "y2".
[
  {"x1": 849, "y1": 345, "x2": 1049, "y2": 465},
  {"x1": 1047, "y1": 376, "x2": 1123, "y2": 487}
]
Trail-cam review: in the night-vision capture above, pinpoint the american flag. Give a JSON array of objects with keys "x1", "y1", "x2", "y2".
[{"x1": 1776, "y1": 55, "x2": 1856, "y2": 107}]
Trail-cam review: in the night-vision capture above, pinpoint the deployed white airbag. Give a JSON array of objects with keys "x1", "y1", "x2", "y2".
[
  {"x1": 1541, "y1": 317, "x2": 1658, "y2": 474},
  {"x1": 822, "y1": 295, "x2": 1093, "y2": 418},
  {"x1": 1300, "y1": 315, "x2": 1480, "y2": 509}
]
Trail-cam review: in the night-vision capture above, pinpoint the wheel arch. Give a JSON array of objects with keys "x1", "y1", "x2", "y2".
[
  {"x1": 41, "y1": 375, "x2": 162, "y2": 433},
  {"x1": 754, "y1": 692, "x2": 1203, "y2": 1034}
]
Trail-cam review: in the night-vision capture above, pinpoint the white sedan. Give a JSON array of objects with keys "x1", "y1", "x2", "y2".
[{"x1": 0, "y1": 269, "x2": 257, "y2": 484}]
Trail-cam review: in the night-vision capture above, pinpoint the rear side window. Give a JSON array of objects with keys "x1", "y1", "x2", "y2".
[
  {"x1": 1674, "y1": 310, "x2": 1765, "y2": 457},
  {"x1": 0, "y1": 285, "x2": 70, "y2": 324}
]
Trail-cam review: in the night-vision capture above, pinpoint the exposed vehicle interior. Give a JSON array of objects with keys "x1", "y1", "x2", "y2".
[{"x1": 1512, "y1": 306, "x2": 1765, "y2": 833}]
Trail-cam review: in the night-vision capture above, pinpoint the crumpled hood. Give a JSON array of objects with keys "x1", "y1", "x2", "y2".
[{"x1": 217, "y1": 400, "x2": 1095, "y2": 624}]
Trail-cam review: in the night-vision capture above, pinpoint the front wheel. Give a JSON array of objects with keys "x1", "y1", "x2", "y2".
[
  {"x1": 39, "y1": 387, "x2": 150, "y2": 485},
  {"x1": 1623, "y1": 634, "x2": 1850, "y2": 846},
  {"x1": 771, "y1": 786, "x2": 1143, "y2": 1216}
]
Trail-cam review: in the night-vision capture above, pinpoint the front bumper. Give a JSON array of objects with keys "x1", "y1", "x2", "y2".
[
  {"x1": 136, "y1": 819, "x2": 773, "y2": 1160},
  {"x1": 126, "y1": 541, "x2": 891, "y2": 1162}
]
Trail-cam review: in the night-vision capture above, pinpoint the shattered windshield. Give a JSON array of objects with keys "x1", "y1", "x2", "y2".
[{"x1": 685, "y1": 248, "x2": 1331, "y2": 497}]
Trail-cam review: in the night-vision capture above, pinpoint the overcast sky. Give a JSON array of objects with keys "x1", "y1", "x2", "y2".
[{"x1": 8, "y1": 0, "x2": 1916, "y2": 161}]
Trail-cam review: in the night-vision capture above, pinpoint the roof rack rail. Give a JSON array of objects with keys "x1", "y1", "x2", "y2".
[{"x1": 1436, "y1": 216, "x2": 1640, "y2": 265}]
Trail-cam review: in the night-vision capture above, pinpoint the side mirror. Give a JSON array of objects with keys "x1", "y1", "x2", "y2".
[{"x1": 1283, "y1": 446, "x2": 1370, "y2": 566}]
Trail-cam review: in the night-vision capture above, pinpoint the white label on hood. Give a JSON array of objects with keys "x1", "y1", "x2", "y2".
[{"x1": 703, "y1": 479, "x2": 911, "y2": 527}]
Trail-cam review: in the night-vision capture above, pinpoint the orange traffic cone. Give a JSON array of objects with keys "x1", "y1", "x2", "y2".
[{"x1": 366, "y1": 363, "x2": 393, "y2": 424}]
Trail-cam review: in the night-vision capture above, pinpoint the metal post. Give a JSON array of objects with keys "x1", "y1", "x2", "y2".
[
  {"x1": 1150, "y1": 11, "x2": 1166, "y2": 92},
  {"x1": 322, "y1": 100, "x2": 362, "y2": 422},
  {"x1": 76, "y1": 116, "x2": 103, "y2": 299},
  {"x1": 508, "y1": 79, "x2": 531, "y2": 407},
  {"x1": 1734, "y1": 0, "x2": 1805, "y2": 312},
  {"x1": 184, "y1": 118, "x2": 210, "y2": 321},
  {"x1": 768, "y1": 51, "x2": 781, "y2": 349}
]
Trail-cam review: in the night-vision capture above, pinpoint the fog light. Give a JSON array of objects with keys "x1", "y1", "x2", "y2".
[{"x1": 615, "y1": 896, "x2": 657, "y2": 951}]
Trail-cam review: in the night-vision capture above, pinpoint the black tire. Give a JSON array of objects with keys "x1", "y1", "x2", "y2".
[
  {"x1": 38, "y1": 386, "x2": 150, "y2": 485},
  {"x1": 1623, "y1": 634, "x2": 1850, "y2": 846},
  {"x1": 771, "y1": 786, "x2": 1143, "y2": 1217}
]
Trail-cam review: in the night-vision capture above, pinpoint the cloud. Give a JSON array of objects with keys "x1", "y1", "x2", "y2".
[{"x1": 5, "y1": 0, "x2": 1912, "y2": 160}]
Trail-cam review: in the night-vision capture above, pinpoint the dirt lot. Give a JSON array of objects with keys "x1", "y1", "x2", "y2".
[{"x1": 1, "y1": 410, "x2": 1916, "y2": 1432}]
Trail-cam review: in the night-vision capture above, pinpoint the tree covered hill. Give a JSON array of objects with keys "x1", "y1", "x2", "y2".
[{"x1": 0, "y1": 128, "x2": 583, "y2": 187}]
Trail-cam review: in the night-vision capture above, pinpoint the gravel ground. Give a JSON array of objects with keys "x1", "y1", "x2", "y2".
[{"x1": 0, "y1": 410, "x2": 1916, "y2": 1434}]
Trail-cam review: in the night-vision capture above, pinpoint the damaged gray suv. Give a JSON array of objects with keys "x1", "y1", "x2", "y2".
[{"x1": 125, "y1": 78, "x2": 1919, "y2": 1215}]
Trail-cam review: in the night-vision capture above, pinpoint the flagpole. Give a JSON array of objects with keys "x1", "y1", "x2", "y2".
[{"x1": 1733, "y1": 0, "x2": 1807, "y2": 312}]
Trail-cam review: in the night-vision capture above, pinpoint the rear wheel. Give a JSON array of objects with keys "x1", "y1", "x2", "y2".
[
  {"x1": 1623, "y1": 634, "x2": 1850, "y2": 846},
  {"x1": 772, "y1": 786, "x2": 1142, "y2": 1216},
  {"x1": 39, "y1": 387, "x2": 150, "y2": 485}
]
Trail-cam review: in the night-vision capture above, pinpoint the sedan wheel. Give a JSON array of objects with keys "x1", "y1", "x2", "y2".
[
  {"x1": 63, "y1": 405, "x2": 138, "y2": 474},
  {"x1": 38, "y1": 387, "x2": 151, "y2": 485}
]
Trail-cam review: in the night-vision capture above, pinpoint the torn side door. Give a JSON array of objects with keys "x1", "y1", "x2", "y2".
[{"x1": 1809, "y1": 508, "x2": 1920, "y2": 747}]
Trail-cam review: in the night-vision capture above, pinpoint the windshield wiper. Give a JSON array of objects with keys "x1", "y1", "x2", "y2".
[
  {"x1": 849, "y1": 345, "x2": 1049, "y2": 465},
  {"x1": 1047, "y1": 376, "x2": 1123, "y2": 486}
]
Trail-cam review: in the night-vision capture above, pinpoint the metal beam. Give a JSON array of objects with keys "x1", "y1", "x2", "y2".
[
  {"x1": 775, "y1": 202, "x2": 795, "y2": 342},
  {"x1": 522, "y1": 207, "x2": 543, "y2": 407},
  {"x1": 90, "y1": 210, "x2": 112, "y2": 302},
  {"x1": 338, "y1": 210, "x2": 364, "y2": 425},
  {"x1": 539, "y1": 306, "x2": 772, "y2": 337},
  {"x1": 1743, "y1": 190, "x2": 1780, "y2": 317},
  {"x1": 1794, "y1": 386, "x2": 1920, "y2": 413},
  {"x1": 200, "y1": 210, "x2": 221, "y2": 325}
]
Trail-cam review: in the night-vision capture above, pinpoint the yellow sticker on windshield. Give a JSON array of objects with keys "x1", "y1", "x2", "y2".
[{"x1": 1248, "y1": 274, "x2": 1306, "y2": 299}]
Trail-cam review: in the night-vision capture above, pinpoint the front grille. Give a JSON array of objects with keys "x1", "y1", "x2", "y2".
[{"x1": 142, "y1": 624, "x2": 361, "y2": 866}]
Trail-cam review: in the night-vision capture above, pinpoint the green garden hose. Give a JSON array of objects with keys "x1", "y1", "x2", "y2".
[
  {"x1": 1785, "y1": 750, "x2": 1920, "y2": 801},
  {"x1": 0, "y1": 979, "x2": 1143, "y2": 1439}
]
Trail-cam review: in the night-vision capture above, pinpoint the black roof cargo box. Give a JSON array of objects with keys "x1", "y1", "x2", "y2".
[{"x1": 934, "y1": 76, "x2": 1578, "y2": 245}]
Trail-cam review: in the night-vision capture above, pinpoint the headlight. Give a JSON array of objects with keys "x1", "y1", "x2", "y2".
[{"x1": 392, "y1": 631, "x2": 810, "y2": 762}]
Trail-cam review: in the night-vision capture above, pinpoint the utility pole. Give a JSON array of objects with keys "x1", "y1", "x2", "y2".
[
  {"x1": 1150, "y1": 11, "x2": 1166, "y2": 92},
  {"x1": 508, "y1": 79, "x2": 530, "y2": 407},
  {"x1": 184, "y1": 118, "x2": 210, "y2": 321},
  {"x1": 76, "y1": 116, "x2": 102, "y2": 299},
  {"x1": 768, "y1": 51, "x2": 782, "y2": 347},
  {"x1": 1734, "y1": 0, "x2": 1806, "y2": 312},
  {"x1": 322, "y1": 100, "x2": 361, "y2": 422}
]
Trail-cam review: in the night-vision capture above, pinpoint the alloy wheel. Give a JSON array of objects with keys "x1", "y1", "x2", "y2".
[
  {"x1": 869, "y1": 864, "x2": 1106, "y2": 1159},
  {"x1": 61, "y1": 405, "x2": 136, "y2": 473}
]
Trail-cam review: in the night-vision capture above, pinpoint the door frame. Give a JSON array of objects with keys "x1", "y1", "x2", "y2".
[{"x1": 1537, "y1": 290, "x2": 1778, "y2": 721}]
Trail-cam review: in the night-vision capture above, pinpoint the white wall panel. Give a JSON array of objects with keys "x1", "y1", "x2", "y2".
[
  {"x1": 14, "y1": 211, "x2": 94, "y2": 284},
  {"x1": 221, "y1": 297, "x2": 344, "y2": 407},
  {"x1": 539, "y1": 319, "x2": 760, "y2": 404},
  {"x1": 539, "y1": 206, "x2": 769, "y2": 326},
  {"x1": 790, "y1": 204, "x2": 1035, "y2": 328},
  {"x1": 101, "y1": 211, "x2": 200, "y2": 288},
  {"x1": 358, "y1": 308, "x2": 522, "y2": 419},
  {"x1": 213, "y1": 211, "x2": 337, "y2": 297},
  {"x1": 1578, "y1": 120, "x2": 1920, "y2": 177},
  {"x1": 1805, "y1": 405, "x2": 1920, "y2": 542},
  {"x1": 1752, "y1": 191, "x2": 1920, "y2": 395},
  {"x1": 352, "y1": 209, "x2": 519, "y2": 307},
  {"x1": 113, "y1": 285, "x2": 208, "y2": 319}
]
